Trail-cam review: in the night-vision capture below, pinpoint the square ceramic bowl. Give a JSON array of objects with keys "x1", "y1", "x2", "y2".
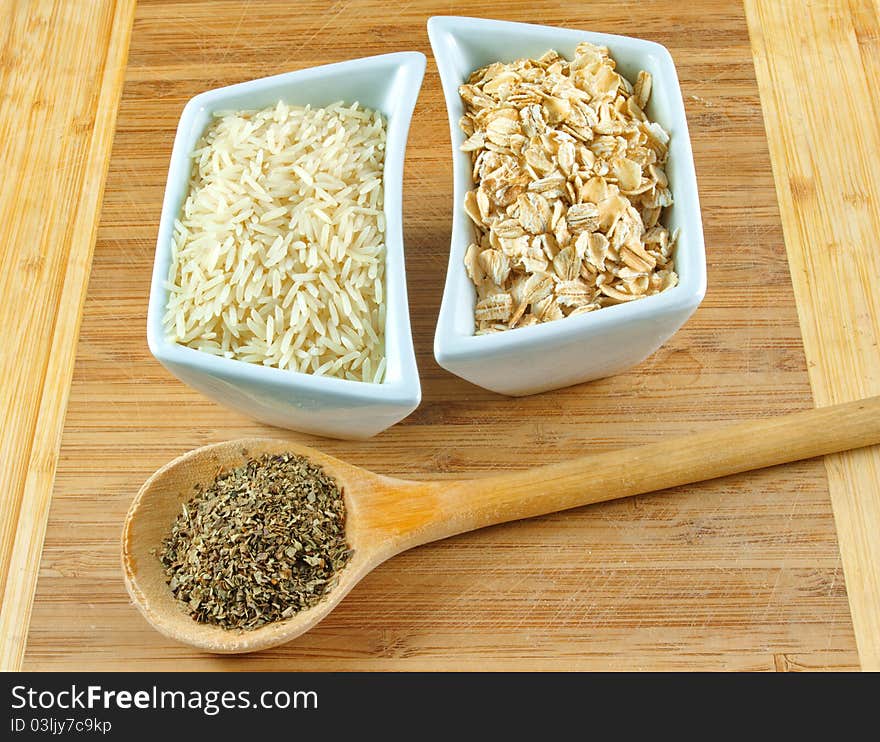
[
  {"x1": 428, "y1": 17, "x2": 707, "y2": 396},
  {"x1": 146, "y1": 53, "x2": 425, "y2": 439}
]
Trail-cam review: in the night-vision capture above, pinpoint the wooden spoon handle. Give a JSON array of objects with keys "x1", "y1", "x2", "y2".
[{"x1": 409, "y1": 396, "x2": 880, "y2": 546}]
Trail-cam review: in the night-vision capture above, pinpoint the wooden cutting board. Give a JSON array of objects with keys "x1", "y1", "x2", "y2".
[{"x1": 17, "y1": 0, "x2": 868, "y2": 670}]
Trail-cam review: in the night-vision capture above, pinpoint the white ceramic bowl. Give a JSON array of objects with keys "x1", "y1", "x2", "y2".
[
  {"x1": 428, "y1": 17, "x2": 707, "y2": 396},
  {"x1": 147, "y1": 53, "x2": 426, "y2": 439}
]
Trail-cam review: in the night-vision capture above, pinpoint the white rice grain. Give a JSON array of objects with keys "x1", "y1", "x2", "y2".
[{"x1": 163, "y1": 101, "x2": 387, "y2": 382}]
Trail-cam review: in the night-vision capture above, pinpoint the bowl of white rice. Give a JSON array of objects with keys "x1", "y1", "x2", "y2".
[{"x1": 146, "y1": 53, "x2": 425, "y2": 439}]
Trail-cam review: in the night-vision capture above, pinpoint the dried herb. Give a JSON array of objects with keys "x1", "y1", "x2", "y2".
[{"x1": 159, "y1": 452, "x2": 351, "y2": 630}]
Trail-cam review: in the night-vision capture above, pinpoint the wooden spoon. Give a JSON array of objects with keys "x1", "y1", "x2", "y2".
[{"x1": 123, "y1": 396, "x2": 880, "y2": 653}]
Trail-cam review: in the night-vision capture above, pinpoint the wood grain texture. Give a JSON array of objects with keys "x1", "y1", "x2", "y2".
[
  {"x1": 0, "y1": 0, "x2": 135, "y2": 671},
  {"x1": 121, "y1": 398, "x2": 880, "y2": 654},
  {"x1": 744, "y1": 0, "x2": 880, "y2": 671},
  {"x1": 21, "y1": 0, "x2": 859, "y2": 670}
]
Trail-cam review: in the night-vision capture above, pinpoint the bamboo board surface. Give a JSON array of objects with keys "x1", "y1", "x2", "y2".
[
  {"x1": 0, "y1": 0, "x2": 134, "y2": 670},
  {"x1": 744, "y1": 0, "x2": 880, "y2": 672},
  {"x1": 8, "y1": 0, "x2": 875, "y2": 670}
]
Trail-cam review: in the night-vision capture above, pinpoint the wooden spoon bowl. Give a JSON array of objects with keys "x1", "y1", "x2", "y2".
[
  {"x1": 123, "y1": 396, "x2": 880, "y2": 653},
  {"x1": 122, "y1": 438, "x2": 444, "y2": 653}
]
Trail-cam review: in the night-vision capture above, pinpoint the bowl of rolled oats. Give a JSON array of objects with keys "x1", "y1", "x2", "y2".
[{"x1": 428, "y1": 16, "x2": 706, "y2": 396}]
